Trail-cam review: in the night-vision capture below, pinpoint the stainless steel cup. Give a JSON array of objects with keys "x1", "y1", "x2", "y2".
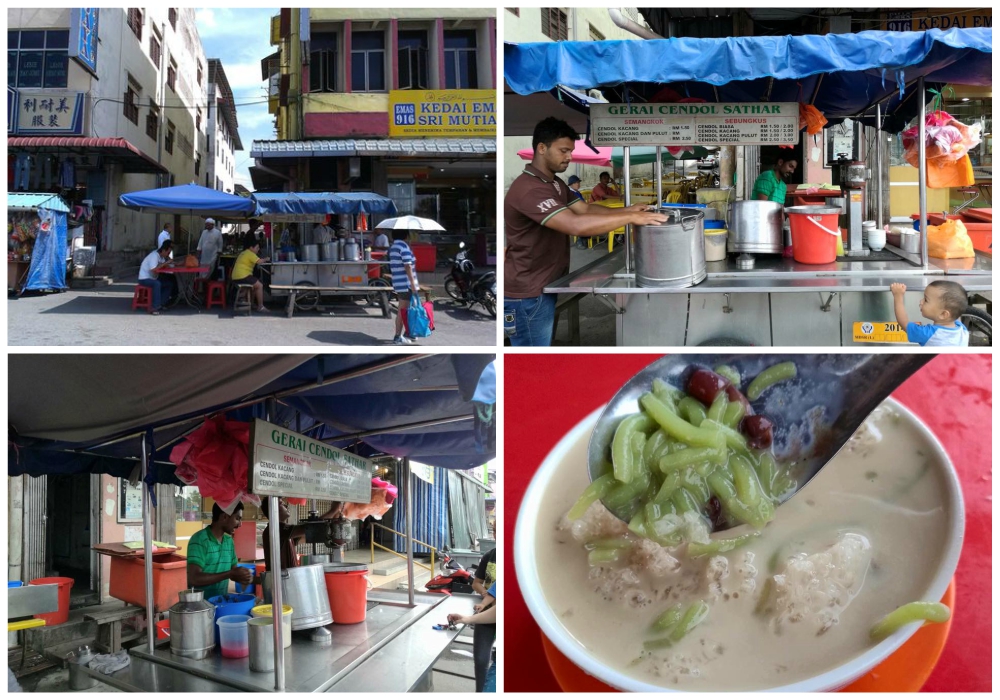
[{"x1": 248, "y1": 618, "x2": 275, "y2": 672}]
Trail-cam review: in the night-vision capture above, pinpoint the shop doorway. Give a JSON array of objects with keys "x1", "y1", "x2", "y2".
[{"x1": 46, "y1": 473, "x2": 101, "y2": 608}]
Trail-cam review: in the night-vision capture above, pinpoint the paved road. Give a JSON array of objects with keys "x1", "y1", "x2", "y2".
[{"x1": 8, "y1": 282, "x2": 497, "y2": 347}]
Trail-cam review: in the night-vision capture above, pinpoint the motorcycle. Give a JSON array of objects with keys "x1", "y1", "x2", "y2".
[
  {"x1": 425, "y1": 548, "x2": 476, "y2": 594},
  {"x1": 445, "y1": 242, "x2": 497, "y2": 318}
]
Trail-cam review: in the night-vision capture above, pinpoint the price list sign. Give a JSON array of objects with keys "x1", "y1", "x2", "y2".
[
  {"x1": 591, "y1": 102, "x2": 799, "y2": 147},
  {"x1": 249, "y1": 419, "x2": 373, "y2": 503}
]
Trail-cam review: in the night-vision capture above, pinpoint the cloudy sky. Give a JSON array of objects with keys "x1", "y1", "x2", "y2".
[{"x1": 195, "y1": 7, "x2": 277, "y2": 190}]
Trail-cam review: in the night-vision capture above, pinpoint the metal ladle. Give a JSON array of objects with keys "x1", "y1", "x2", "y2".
[{"x1": 588, "y1": 354, "x2": 933, "y2": 529}]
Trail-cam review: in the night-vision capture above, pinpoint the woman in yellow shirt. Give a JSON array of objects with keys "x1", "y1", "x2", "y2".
[{"x1": 232, "y1": 235, "x2": 270, "y2": 312}]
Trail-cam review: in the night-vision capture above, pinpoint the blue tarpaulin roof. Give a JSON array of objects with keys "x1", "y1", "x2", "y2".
[
  {"x1": 251, "y1": 192, "x2": 398, "y2": 218},
  {"x1": 7, "y1": 192, "x2": 71, "y2": 213},
  {"x1": 9, "y1": 354, "x2": 496, "y2": 483},
  {"x1": 119, "y1": 183, "x2": 257, "y2": 218},
  {"x1": 505, "y1": 28, "x2": 992, "y2": 131}
]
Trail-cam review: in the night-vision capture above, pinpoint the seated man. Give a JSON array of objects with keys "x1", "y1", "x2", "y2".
[
  {"x1": 589, "y1": 171, "x2": 621, "y2": 202},
  {"x1": 186, "y1": 503, "x2": 253, "y2": 599},
  {"x1": 260, "y1": 497, "x2": 344, "y2": 572},
  {"x1": 232, "y1": 234, "x2": 271, "y2": 313},
  {"x1": 138, "y1": 240, "x2": 175, "y2": 315}
]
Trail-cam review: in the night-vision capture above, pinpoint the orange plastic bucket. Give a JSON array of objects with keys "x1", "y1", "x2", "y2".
[
  {"x1": 787, "y1": 206, "x2": 841, "y2": 264},
  {"x1": 156, "y1": 619, "x2": 171, "y2": 639},
  {"x1": 324, "y1": 569, "x2": 370, "y2": 624},
  {"x1": 29, "y1": 577, "x2": 74, "y2": 625}
]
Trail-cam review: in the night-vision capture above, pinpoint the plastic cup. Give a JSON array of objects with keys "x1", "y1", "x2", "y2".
[{"x1": 216, "y1": 615, "x2": 251, "y2": 659}]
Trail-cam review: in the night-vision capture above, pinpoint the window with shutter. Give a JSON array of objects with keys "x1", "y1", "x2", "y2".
[
  {"x1": 541, "y1": 8, "x2": 568, "y2": 41},
  {"x1": 127, "y1": 8, "x2": 143, "y2": 41}
]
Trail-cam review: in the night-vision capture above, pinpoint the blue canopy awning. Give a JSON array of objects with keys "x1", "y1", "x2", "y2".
[
  {"x1": 119, "y1": 183, "x2": 257, "y2": 218},
  {"x1": 9, "y1": 354, "x2": 496, "y2": 480},
  {"x1": 327, "y1": 192, "x2": 399, "y2": 215},
  {"x1": 505, "y1": 27, "x2": 992, "y2": 131},
  {"x1": 251, "y1": 192, "x2": 398, "y2": 220},
  {"x1": 8, "y1": 192, "x2": 72, "y2": 213}
]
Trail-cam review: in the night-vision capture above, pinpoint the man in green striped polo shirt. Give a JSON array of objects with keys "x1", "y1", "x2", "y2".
[{"x1": 186, "y1": 503, "x2": 253, "y2": 600}]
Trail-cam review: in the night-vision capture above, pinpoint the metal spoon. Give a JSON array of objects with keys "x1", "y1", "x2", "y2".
[{"x1": 588, "y1": 354, "x2": 933, "y2": 529}]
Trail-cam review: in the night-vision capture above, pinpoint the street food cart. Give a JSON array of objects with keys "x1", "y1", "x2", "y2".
[
  {"x1": 7, "y1": 192, "x2": 70, "y2": 295},
  {"x1": 8, "y1": 354, "x2": 496, "y2": 692},
  {"x1": 505, "y1": 27, "x2": 992, "y2": 345},
  {"x1": 251, "y1": 192, "x2": 398, "y2": 317}
]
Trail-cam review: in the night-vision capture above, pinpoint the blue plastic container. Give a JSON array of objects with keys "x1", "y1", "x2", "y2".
[
  {"x1": 704, "y1": 219, "x2": 726, "y2": 229},
  {"x1": 233, "y1": 563, "x2": 257, "y2": 595},
  {"x1": 8, "y1": 581, "x2": 23, "y2": 588},
  {"x1": 661, "y1": 202, "x2": 706, "y2": 209},
  {"x1": 209, "y1": 593, "x2": 257, "y2": 646}
]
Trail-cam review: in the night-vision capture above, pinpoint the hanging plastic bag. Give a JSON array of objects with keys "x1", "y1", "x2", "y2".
[
  {"x1": 406, "y1": 294, "x2": 432, "y2": 338},
  {"x1": 927, "y1": 218, "x2": 975, "y2": 259},
  {"x1": 341, "y1": 477, "x2": 399, "y2": 521},
  {"x1": 799, "y1": 104, "x2": 827, "y2": 135},
  {"x1": 902, "y1": 110, "x2": 982, "y2": 173},
  {"x1": 926, "y1": 154, "x2": 975, "y2": 189},
  {"x1": 169, "y1": 416, "x2": 255, "y2": 515}
]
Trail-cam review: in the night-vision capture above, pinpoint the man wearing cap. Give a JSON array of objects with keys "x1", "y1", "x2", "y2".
[
  {"x1": 157, "y1": 222, "x2": 173, "y2": 251},
  {"x1": 196, "y1": 217, "x2": 224, "y2": 279},
  {"x1": 567, "y1": 175, "x2": 586, "y2": 204}
]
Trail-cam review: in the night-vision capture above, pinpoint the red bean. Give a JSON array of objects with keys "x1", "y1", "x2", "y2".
[
  {"x1": 687, "y1": 369, "x2": 730, "y2": 407},
  {"x1": 742, "y1": 415, "x2": 774, "y2": 449},
  {"x1": 724, "y1": 384, "x2": 754, "y2": 416}
]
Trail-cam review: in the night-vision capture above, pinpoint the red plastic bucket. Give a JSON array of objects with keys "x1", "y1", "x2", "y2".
[
  {"x1": 324, "y1": 570, "x2": 370, "y2": 624},
  {"x1": 787, "y1": 206, "x2": 841, "y2": 264},
  {"x1": 29, "y1": 577, "x2": 74, "y2": 625},
  {"x1": 156, "y1": 619, "x2": 171, "y2": 639}
]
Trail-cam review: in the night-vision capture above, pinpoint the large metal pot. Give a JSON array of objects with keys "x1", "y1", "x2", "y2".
[
  {"x1": 634, "y1": 208, "x2": 706, "y2": 288},
  {"x1": 319, "y1": 242, "x2": 338, "y2": 261},
  {"x1": 261, "y1": 564, "x2": 333, "y2": 630},
  {"x1": 168, "y1": 589, "x2": 216, "y2": 660},
  {"x1": 300, "y1": 244, "x2": 319, "y2": 262},
  {"x1": 343, "y1": 238, "x2": 361, "y2": 262},
  {"x1": 727, "y1": 200, "x2": 784, "y2": 254}
]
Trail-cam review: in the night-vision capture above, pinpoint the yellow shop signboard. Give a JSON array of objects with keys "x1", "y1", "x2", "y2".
[{"x1": 388, "y1": 90, "x2": 496, "y2": 138}]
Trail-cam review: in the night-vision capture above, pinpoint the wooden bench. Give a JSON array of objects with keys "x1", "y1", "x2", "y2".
[
  {"x1": 269, "y1": 283, "x2": 391, "y2": 319},
  {"x1": 84, "y1": 605, "x2": 144, "y2": 653}
]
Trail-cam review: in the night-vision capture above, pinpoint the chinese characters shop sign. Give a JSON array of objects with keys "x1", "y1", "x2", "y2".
[{"x1": 16, "y1": 91, "x2": 86, "y2": 135}]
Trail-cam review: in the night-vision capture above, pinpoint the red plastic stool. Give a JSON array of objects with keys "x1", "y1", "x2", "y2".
[
  {"x1": 132, "y1": 285, "x2": 153, "y2": 312},
  {"x1": 205, "y1": 280, "x2": 226, "y2": 310}
]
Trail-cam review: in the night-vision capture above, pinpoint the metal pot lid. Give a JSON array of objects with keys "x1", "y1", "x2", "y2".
[
  {"x1": 322, "y1": 563, "x2": 369, "y2": 573},
  {"x1": 171, "y1": 590, "x2": 215, "y2": 614}
]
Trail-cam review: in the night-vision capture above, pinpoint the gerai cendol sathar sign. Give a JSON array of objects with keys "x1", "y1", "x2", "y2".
[{"x1": 249, "y1": 419, "x2": 373, "y2": 503}]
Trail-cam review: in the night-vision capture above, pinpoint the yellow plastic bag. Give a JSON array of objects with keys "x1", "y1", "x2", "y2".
[{"x1": 927, "y1": 219, "x2": 975, "y2": 259}]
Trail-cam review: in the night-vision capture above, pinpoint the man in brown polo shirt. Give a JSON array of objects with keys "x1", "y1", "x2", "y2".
[{"x1": 504, "y1": 117, "x2": 666, "y2": 346}]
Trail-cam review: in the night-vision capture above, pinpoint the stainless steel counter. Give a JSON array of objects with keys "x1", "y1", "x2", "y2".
[
  {"x1": 545, "y1": 249, "x2": 992, "y2": 295},
  {"x1": 93, "y1": 591, "x2": 468, "y2": 693}
]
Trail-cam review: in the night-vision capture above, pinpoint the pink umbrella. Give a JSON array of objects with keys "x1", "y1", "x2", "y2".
[{"x1": 517, "y1": 142, "x2": 613, "y2": 166}]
